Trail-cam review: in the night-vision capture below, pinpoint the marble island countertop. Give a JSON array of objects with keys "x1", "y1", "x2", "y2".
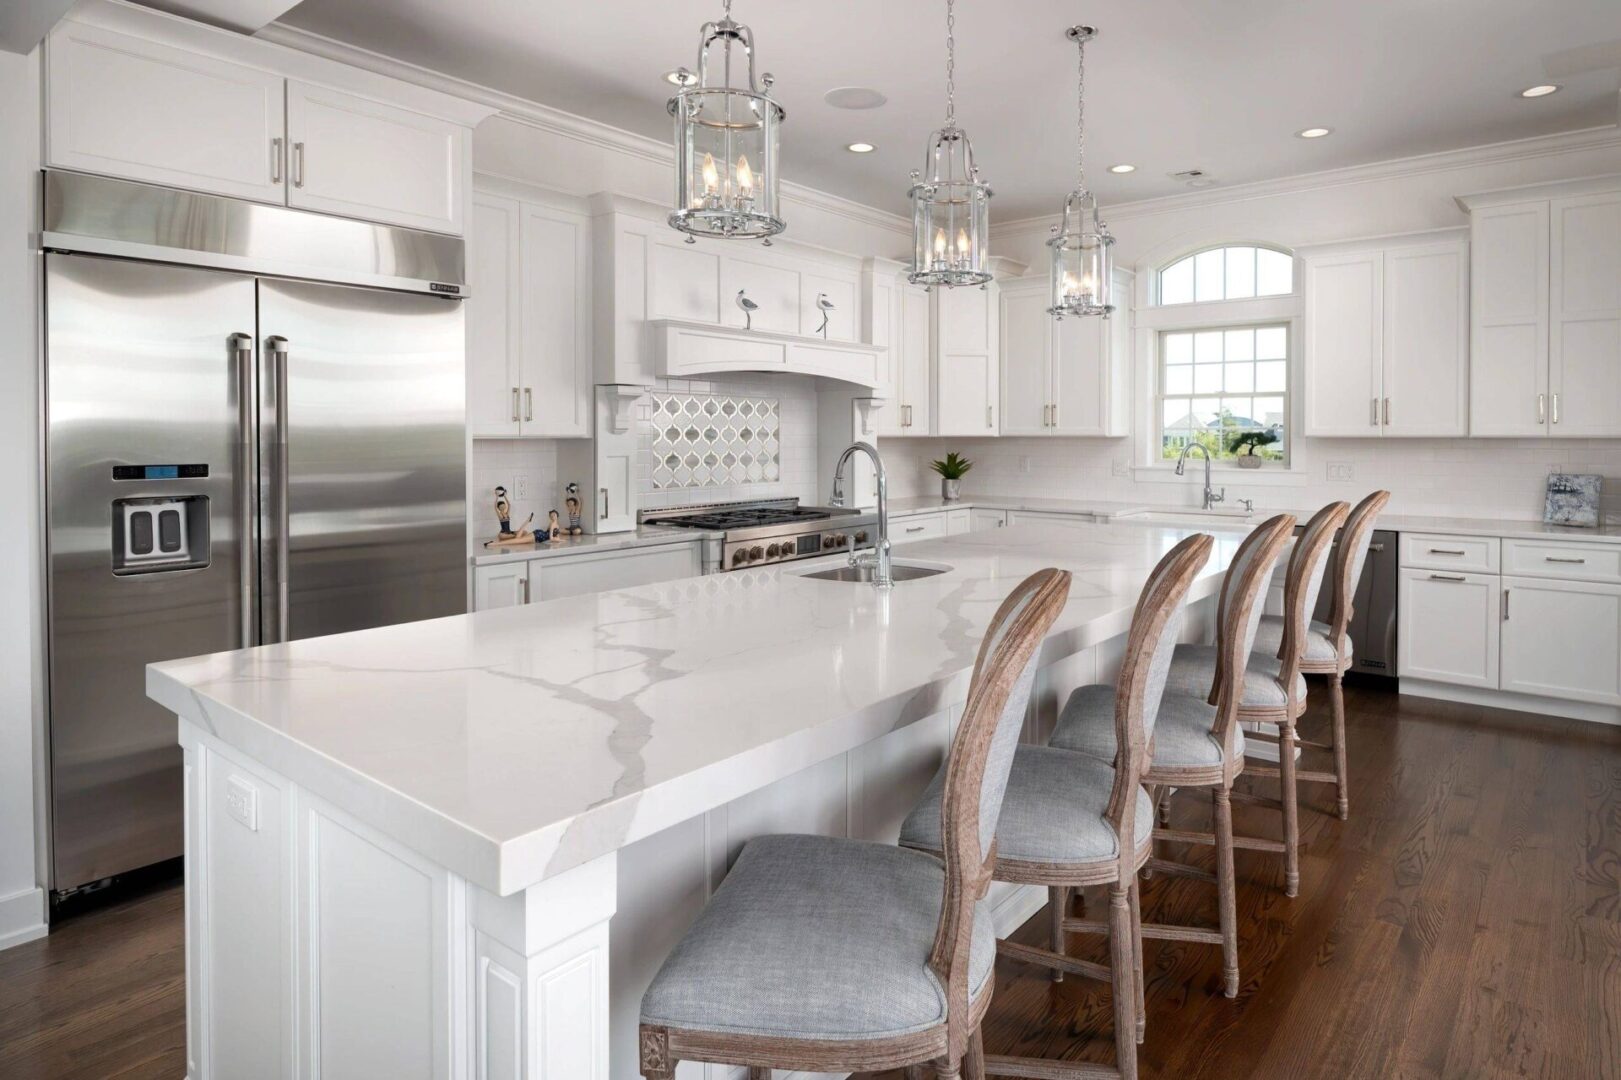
[{"x1": 148, "y1": 521, "x2": 1240, "y2": 897}]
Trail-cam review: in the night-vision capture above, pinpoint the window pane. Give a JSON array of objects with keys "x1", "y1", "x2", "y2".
[
  {"x1": 1254, "y1": 396, "x2": 1286, "y2": 426},
  {"x1": 1195, "y1": 365, "x2": 1223, "y2": 393},
  {"x1": 1194, "y1": 330, "x2": 1224, "y2": 363},
  {"x1": 1224, "y1": 329, "x2": 1254, "y2": 362},
  {"x1": 1225, "y1": 246, "x2": 1256, "y2": 299},
  {"x1": 1256, "y1": 249, "x2": 1293, "y2": 296},
  {"x1": 1225, "y1": 361, "x2": 1254, "y2": 393},
  {"x1": 1164, "y1": 364, "x2": 1193, "y2": 395},
  {"x1": 1256, "y1": 360, "x2": 1287, "y2": 392},
  {"x1": 1163, "y1": 398, "x2": 1190, "y2": 428},
  {"x1": 1194, "y1": 249, "x2": 1225, "y2": 302},
  {"x1": 1192, "y1": 401, "x2": 1221, "y2": 429},
  {"x1": 1256, "y1": 326, "x2": 1287, "y2": 359},
  {"x1": 1161, "y1": 258, "x2": 1194, "y2": 305},
  {"x1": 1164, "y1": 332, "x2": 1193, "y2": 364}
]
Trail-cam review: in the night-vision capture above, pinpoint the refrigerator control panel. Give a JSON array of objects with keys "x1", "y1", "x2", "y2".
[{"x1": 112, "y1": 496, "x2": 210, "y2": 575}]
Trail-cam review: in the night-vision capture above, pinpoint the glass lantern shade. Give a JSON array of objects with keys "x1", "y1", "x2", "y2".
[
  {"x1": 1048, "y1": 190, "x2": 1114, "y2": 317},
  {"x1": 908, "y1": 126, "x2": 992, "y2": 288},
  {"x1": 667, "y1": 16, "x2": 784, "y2": 240}
]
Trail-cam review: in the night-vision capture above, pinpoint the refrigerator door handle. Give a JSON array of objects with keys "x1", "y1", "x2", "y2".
[
  {"x1": 232, "y1": 332, "x2": 258, "y2": 647},
  {"x1": 267, "y1": 334, "x2": 292, "y2": 643}
]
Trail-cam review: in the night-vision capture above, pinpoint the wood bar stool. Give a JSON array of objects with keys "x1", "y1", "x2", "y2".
[
  {"x1": 899, "y1": 533, "x2": 1214, "y2": 1079},
  {"x1": 1252, "y1": 490, "x2": 1391, "y2": 819},
  {"x1": 1163, "y1": 501, "x2": 1348, "y2": 897},
  {"x1": 636, "y1": 568, "x2": 1072, "y2": 1080},
  {"x1": 1049, "y1": 514, "x2": 1295, "y2": 998}
]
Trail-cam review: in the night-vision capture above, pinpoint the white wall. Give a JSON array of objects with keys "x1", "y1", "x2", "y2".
[
  {"x1": 0, "y1": 45, "x2": 48, "y2": 950},
  {"x1": 886, "y1": 129, "x2": 1621, "y2": 521}
]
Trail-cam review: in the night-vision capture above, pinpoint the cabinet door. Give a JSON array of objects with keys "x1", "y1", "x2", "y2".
[
  {"x1": 1053, "y1": 314, "x2": 1112, "y2": 435},
  {"x1": 969, "y1": 509, "x2": 1006, "y2": 530},
  {"x1": 1303, "y1": 250, "x2": 1383, "y2": 436},
  {"x1": 1397, "y1": 568, "x2": 1499, "y2": 688},
  {"x1": 1469, "y1": 202, "x2": 1549, "y2": 436},
  {"x1": 519, "y1": 203, "x2": 592, "y2": 437},
  {"x1": 896, "y1": 283, "x2": 933, "y2": 435},
  {"x1": 1549, "y1": 192, "x2": 1621, "y2": 437},
  {"x1": 472, "y1": 561, "x2": 528, "y2": 610},
  {"x1": 721, "y1": 255, "x2": 799, "y2": 334},
  {"x1": 1382, "y1": 240, "x2": 1469, "y2": 436},
  {"x1": 531, "y1": 544, "x2": 701, "y2": 602},
  {"x1": 286, "y1": 82, "x2": 467, "y2": 234},
  {"x1": 1500, "y1": 575, "x2": 1621, "y2": 704},
  {"x1": 1000, "y1": 283, "x2": 1053, "y2": 435},
  {"x1": 46, "y1": 22, "x2": 286, "y2": 204},
  {"x1": 467, "y1": 194, "x2": 522, "y2": 437},
  {"x1": 935, "y1": 285, "x2": 999, "y2": 435}
]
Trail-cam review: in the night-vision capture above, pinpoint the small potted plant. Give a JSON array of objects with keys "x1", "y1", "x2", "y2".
[
  {"x1": 1227, "y1": 430, "x2": 1278, "y2": 469},
  {"x1": 930, "y1": 451, "x2": 973, "y2": 501}
]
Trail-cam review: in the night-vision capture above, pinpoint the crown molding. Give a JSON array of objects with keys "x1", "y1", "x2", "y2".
[
  {"x1": 992, "y1": 124, "x2": 1621, "y2": 239},
  {"x1": 257, "y1": 20, "x2": 910, "y2": 240}
]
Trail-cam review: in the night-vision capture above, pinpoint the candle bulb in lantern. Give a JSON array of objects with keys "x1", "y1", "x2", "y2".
[
  {"x1": 933, "y1": 228, "x2": 948, "y2": 267},
  {"x1": 956, "y1": 227, "x2": 970, "y2": 268},
  {"x1": 701, "y1": 152, "x2": 720, "y2": 198},
  {"x1": 735, "y1": 154, "x2": 754, "y2": 203},
  {"x1": 1061, "y1": 271, "x2": 1080, "y2": 301}
]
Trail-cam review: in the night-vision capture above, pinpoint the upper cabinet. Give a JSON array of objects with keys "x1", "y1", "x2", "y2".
[
  {"x1": 1000, "y1": 270, "x2": 1132, "y2": 437},
  {"x1": 935, "y1": 281, "x2": 1001, "y2": 436},
  {"x1": 1462, "y1": 182, "x2": 1621, "y2": 437},
  {"x1": 467, "y1": 183, "x2": 592, "y2": 438},
  {"x1": 45, "y1": 9, "x2": 489, "y2": 235},
  {"x1": 1302, "y1": 234, "x2": 1468, "y2": 438}
]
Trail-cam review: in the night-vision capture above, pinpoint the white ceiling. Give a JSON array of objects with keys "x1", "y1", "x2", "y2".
[{"x1": 272, "y1": 0, "x2": 1621, "y2": 221}]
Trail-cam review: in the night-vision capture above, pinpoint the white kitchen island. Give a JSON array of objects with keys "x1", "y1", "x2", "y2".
[{"x1": 147, "y1": 521, "x2": 1240, "y2": 1080}]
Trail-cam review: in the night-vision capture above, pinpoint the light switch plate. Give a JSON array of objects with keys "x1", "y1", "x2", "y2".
[
  {"x1": 1326, "y1": 461, "x2": 1355, "y2": 483},
  {"x1": 224, "y1": 774, "x2": 258, "y2": 832}
]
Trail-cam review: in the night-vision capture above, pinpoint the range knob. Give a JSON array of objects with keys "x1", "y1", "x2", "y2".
[
  {"x1": 747, "y1": 545, "x2": 764, "y2": 562},
  {"x1": 836, "y1": 533, "x2": 849, "y2": 547},
  {"x1": 765, "y1": 543, "x2": 781, "y2": 559},
  {"x1": 732, "y1": 549, "x2": 748, "y2": 566},
  {"x1": 854, "y1": 530, "x2": 869, "y2": 544},
  {"x1": 823, "y1": 535, "x2": 837, "y2": 549}
]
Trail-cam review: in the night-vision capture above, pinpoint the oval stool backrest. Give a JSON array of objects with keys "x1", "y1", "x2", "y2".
[
  {"x1": 1207, "y1": 515, "x2": 1297, "y2": 755},
  {"x1": 1325, "y1": 490, "x2": 1391, "y2": 655},
  {"x1": 1276, "y1": 502, "x2": 1350, "y2": 692}
]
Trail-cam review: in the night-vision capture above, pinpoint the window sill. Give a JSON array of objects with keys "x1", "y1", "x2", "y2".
[{"x1": 1132, "y1": 464, "x2": 1310, "y2": 487}]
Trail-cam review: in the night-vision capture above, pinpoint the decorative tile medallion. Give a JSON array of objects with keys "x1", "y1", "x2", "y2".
[{"x1": 649, "y1": 392, "x2": 781, "y2": 490}]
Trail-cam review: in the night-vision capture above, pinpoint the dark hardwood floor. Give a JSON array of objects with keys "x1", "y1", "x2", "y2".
[{"x1": 3, "y1": 682, "x2": 1617, "y2": 1078}]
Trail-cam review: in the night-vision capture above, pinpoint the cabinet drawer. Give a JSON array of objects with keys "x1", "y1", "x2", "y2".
[
  {"x1": 893, "y1": 514, "x2": 948, "y2": 544},
  {"x1": 1399, "y1": 532, "x2": 1499, "y2": 573},
  {"x1": 1501, "y1": 539, "x2": 1621, "y2": 583},
  {"x1": 531, "y1": 543, "x2": 701, "y2": 602},
  {"x1": 1006, "y1": 510, "x2": 1096, "y2": 529}
]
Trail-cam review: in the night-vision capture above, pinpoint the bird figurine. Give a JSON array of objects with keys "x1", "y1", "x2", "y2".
[
  {"x1": 815, "y1": 293, "x2": 835, "y2": 339},
  {"x1": 736, "y1": 289, "x2": 758, "y2": 331}
]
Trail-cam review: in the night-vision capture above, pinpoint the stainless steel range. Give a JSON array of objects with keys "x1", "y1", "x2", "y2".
[{"x1": 641, "y1": 499, "x2": 877, "y2": 570}]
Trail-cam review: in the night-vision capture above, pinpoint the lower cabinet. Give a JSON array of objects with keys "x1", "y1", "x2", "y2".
[
  {"x1": 472, "y1": 542, "x2": 702, "y2": 611},
  {"x1": 892, "y1": 513, "x2": 951, "y2": 545},
  {"x1": 1398, "y1": 567, "x2": 1501, "y2": 688},
  {"x1": 970, "y1": 508, "x2": 1007, "y2": 530},
  {"x1": 1500, "y1": 575, "x2": 1621, "y2": 705}
]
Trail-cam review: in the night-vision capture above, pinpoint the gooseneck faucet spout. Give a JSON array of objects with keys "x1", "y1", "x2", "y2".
[
  {"x1": 1174, "y1": 442, "x2": 1225, "y2": 511},
  {"x1": 829, "y1": 441, "x2": 892, "y2": 589}
]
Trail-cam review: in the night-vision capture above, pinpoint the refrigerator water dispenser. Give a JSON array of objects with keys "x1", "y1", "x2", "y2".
[{"x1": 112, "y1": 496, "x2": 210, "y2": 574}]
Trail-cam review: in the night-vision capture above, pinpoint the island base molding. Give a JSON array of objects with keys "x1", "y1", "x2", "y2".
[{"x1": 179, "y1": 721, "x2": 618, "y2": 1080}]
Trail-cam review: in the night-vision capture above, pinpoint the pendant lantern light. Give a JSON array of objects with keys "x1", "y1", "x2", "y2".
[
  {"x1": 1048, "y1": 26, "x2": 1115, "y2": 318},
  {"x1": 667, "y1": 0, "x2": 785, "y2": 241},
  {"x1": 908, "y1": 0, "x2": 992, "y2": 288}
]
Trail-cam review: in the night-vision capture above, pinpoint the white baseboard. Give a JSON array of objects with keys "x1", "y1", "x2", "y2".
[
  {"x1": 1400, "y1": 679, "x2": 1621, "y2": 726},
  {"x1": 0, "y1": 885, "x2": 47, "y2": 952}
]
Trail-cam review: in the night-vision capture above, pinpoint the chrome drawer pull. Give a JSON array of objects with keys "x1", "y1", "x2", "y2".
[
  {"x1": 1428, "y1": 548, "x2": 1466, "y2": 555},
  {"x1": 1544, "y1": 556, "x2": 1586, "y2": 564},
  {"x1": 1429, "y1": 573, "x2": 1466, "y2": 582},
  {"x1": 905, "y1": 525, "x2": 926, "y2": 534}
]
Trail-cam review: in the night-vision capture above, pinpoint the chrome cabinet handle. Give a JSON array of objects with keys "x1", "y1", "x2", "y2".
[
  {"x1": 521, "y1": 577, "x2": 530, "y2": 604},
  {"x1": 270, "y1": 138, "x2": 283, "y2": 184},
  {"x1": 1371, "y1": 397, "x2": 1379, "y2": 426},
  {"x1": 905, "y1": 525, "x2": 926, "y2": 534},
  {"x1": 986, "y1": 404, "x2": 993, "y2": 428},
  {"x1": 1383, "y1": 397, "x2": 1390, "y2": 426},
  {"x1": 292, "y1": 142, "x2": 305, "y2": 188},
  {"x1": 232, "y1": 333, "x2": 258, "y2": 647},
  {"x1": 1552, "y1": 392, "x2": 1560, "y2": 424},
  {"x1": 1545, "y1": 556, "x2": 1586, "y2": 564},
  {"x1": 600, "y1": 487, "x2": 609, "y2": 521},
  {"x1": 1537, "y1": 393, "x2": 1547, "y2": 424},
  {"x1": 1502, "y1": 588, "x2": 1509, "y2": 620},
  {"x1": 1429, "y1": 573, "x2": 1466, "y2": 582},
  {"x1": 1428, "y1": 547, "x2": 1466, "y2": 555},
  {"x1": 267, "y1": 335, "x2": 292, "y2": 643},
  {"x1": 1367, "y1": 542, "x2": 1386, "y2": 553},
  {"x1": 511, "y1": 387, "x2": 520, "y2": 422},
  {"x1": 524, "y1": 387, "x2": 533, "y2": 422}
]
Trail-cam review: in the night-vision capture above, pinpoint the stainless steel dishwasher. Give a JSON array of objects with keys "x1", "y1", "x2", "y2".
[{"x1": 1296, "y1": 526, "x2": 1398, "y2": 678}]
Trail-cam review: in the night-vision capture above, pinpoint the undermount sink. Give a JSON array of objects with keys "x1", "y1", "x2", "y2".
[
  {"x1": 1115, "y1": 508, "x2": 1255, "y2": 529},
  {"x1": 800, "y1": 561, "x2": 950, "y2": 583}
]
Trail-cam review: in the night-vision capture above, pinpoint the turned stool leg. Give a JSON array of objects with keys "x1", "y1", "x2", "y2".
[
  {"x1": 1214, "y1": 784, "x2": 1239, "y2": 997},
  {"x1": 966, "y1": 1028, "x2": 987, "y2": 1080},
  {"x1": 937, "y1": 1059, "x2": 962, "y2": 1079},
  {"x1": 1279, "y1": 717, "x2": 1301, "y2": 897},
  {"x1": 1108, "y1": 883, "x2": 1139, "y2": 1079},
  {"x1": 747, "y1": 1069, "x2": 770, "y2": 1080},
  {"x1": 1049, "y1": 885, "x2": 1068, "y2": 982},
  {"x1": 1129, "y1": 875, "x2": 1145, "y2": 1043},
  {"x1": 1331, "y1": 672, "x2": 1350, "y2": 819}
]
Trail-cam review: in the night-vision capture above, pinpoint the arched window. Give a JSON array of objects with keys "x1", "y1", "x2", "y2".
[{"x1": 1158, "y1": 245, "x2": 1293, "y2": 305}]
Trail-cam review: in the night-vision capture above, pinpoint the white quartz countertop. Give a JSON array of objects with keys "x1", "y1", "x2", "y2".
[
  {"x1": 149, "y1": 521, "x2": 1238, "y2": 897},
  {"x1": 470, "y1": 524, "x2": 718, "y2": 566}
]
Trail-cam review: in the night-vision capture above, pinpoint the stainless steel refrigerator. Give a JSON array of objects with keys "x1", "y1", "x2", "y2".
[{"x1": 43, "y1": 172, "x2": 468, "y2": 898}]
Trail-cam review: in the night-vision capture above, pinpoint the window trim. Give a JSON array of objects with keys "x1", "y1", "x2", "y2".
[{"x1": 1154, "y1": 242, "x2": 1296, "y2": 307}]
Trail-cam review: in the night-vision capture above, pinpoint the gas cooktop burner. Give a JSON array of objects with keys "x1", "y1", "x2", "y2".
[
  {"x1": 639, "y1": 499, "x2": 879, "y2": 570},
  {"x1": 647, "y1": 506, "x2": 832, "y2": 531}
]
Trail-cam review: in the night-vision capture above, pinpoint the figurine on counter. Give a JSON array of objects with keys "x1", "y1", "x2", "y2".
[
  {"x1": 546, "y1": 509, "x2": 564, "y2": 542},
  {"x1": 564, "y1": 482, "x2": 584, "y2": 534},
  {"x1": 483, "y1": 485, "x2": 536, "y2": 548},
  {"x1": 494, "y1": 485, "x2": 512, "y2": 533}
]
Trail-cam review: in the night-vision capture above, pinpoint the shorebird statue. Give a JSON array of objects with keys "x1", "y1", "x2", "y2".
[
  {"x1": 736, "y1": 289, "x2": 758, "y2": 330},
  {"x1": 815, "y1": 293, "x2": 835, "y2": 338}
]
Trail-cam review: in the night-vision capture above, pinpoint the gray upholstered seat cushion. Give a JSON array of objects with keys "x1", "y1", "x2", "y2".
[
  {"x1": 900, "y1": 744, "x2": 1153, "y2": 866},
  {"x1": 1049, "y1": 684, "x2": 1244, "y2": 767},
  {"x1": 1251, "y1": 614, "x2": 1349, "y2": 664},
  {"x1": 640, "y1": 833, "x2": 994, "y2": 1041},
  {"x1": 1166, "y1": 643, "x2": 1307, "y2": 710}
]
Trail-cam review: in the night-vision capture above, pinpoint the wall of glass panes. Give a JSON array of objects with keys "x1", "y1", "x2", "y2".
[
  {"x1": 1159, "y1": 245, "x2": 1293, "y2": 305},
  {"x1": 1159, "y1": 325, "x2": 1289, "y2": 462}
]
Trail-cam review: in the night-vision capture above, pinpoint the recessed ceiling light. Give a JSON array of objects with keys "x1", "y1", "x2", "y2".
[
  {"x1": 663, "y1": 69, "x2": 696, "y2": 87},
  {"x1": 1295, "y1": 127, "x2": 1333, "y2": 139},
  {"x1": 1108, "y1": 164, "x2": 1136, "y2": 174},
  {"x1": 845, "y1": 142, "x2": 876, "y2": 154},
  {"x1": 824, "y1": 86, "x2": 888, "y2": 110},
  {"x1": 1520, "y1": 84, "x2": 1561, "y2": 98}
]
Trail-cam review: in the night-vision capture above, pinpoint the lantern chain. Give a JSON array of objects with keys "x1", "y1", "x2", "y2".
[
  {"x1": 1075, "y1": 29, "x2": 1087, "y2": 194},
  {"x1": 944, "y1": 0, "x2": 956, "y2": 126}
]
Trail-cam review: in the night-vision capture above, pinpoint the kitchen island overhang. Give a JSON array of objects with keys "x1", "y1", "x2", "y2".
[{"x1": 149, "y1": 521, "x2": 1238, "y2": 1080}]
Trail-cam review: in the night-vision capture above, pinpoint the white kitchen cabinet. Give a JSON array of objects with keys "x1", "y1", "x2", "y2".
[
  {"x1": 999, "y1": 272, "x2": 1130, "y2": 437},
  {"x1": 1006, "y1": 510, "x2": 1096, "y2": 530},
  {"x1": 1302, "y1": 236, "x2": 1467, "y2": 437},
  {"x1": 468, "y1": 187, "x2": 592, "y2": 438},
  {"x1": 472, "y1": 559, "x2": 529, "y2": 610},
  {"x1": 1500, "y1": 575, "x2": 1621, "y2": 705},
  {"x1": 969, "y1": 508, "x2": 1007, "y2": 531},
  {"x1": 284, "y1": 82, "x2": 468, "y2": 234},
  {"x1": 892, "y1": 513, "x2": 950, "y2": 544},
  {"x1": 878, "y1": 280, "x2": 934, "y2": 436},
  {"x1": 935, "y1": 284, "x2": 1000, "y2": 436},
  {"x1": 999, "y1": 279, "x2": 1052, "y2": 435},
  {"x1": 46, "y1": 21, "x2": 287, "y2": 204},
  {"x1": 1548, "y1": 192, "x2": 1621, "y2": 436},
  {"x1": 472, "y1": 542, "x2": 703, "y2": 611},
  {"x1": 1468, "y1": 201, "x2": 1548, "y2": 435},
  {"x1": 1398, "y1": 567, "x2": 1500, "y2": 689},
  {"x1": 944, "y1": 508, "x2": 972, "y2": 535}
]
